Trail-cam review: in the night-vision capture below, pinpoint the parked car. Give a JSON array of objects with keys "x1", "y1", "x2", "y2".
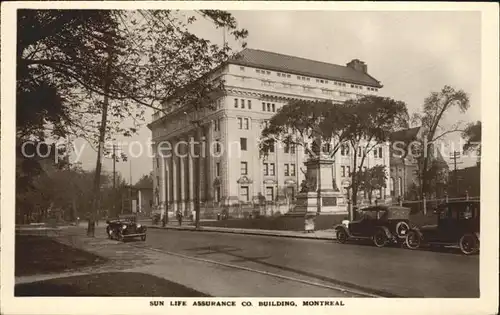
[
  {"x1": 106, "y1": 214, "x2": 147, "y2": 241},
  {"x1": 334, "y1": 205, "x2": 412, "y2": 248},
  {"x1": 405, "y1": 201, "x2": 480, "y2": 255}
]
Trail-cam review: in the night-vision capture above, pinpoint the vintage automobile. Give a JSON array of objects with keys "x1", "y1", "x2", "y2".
[
  {"x1": 405, "y1": 201, "x2": 480, "y2": 255},
  {"x1": 106, "y1": 214, "x2": 147, "y2": 241},
  {"x1": 334, "y1": 205, "x2": 412, "y2": 248}
]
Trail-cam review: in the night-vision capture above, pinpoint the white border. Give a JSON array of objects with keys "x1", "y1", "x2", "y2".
[{"x1": 1, "y1": 2, "x2": 498, "y2": 315}]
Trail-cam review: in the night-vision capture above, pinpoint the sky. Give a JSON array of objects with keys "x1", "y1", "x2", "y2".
[{"x1": 72, "y1": 10, "x2": 482, "y2": 183}]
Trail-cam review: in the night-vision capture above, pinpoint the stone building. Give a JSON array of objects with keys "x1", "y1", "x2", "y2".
[
  {"x1": 148, "y1": 48, "x2": 390, "y2": 218},
  {"x1": 389, "y1": 126, "x2": 449, "y2": 200}
]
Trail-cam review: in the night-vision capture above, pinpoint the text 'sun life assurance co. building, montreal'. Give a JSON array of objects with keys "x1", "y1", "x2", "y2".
[{"x1": 148, "y1": 48, "x2": 390, "y2": 218}]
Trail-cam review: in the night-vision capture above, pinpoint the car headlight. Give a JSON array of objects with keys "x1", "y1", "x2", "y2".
[
  {"x1": 122, "y1": 225, "x2": 127, "y2": 229},
  {"x1": 137, "y1": 224, "x2": 141, "y2": 228}
]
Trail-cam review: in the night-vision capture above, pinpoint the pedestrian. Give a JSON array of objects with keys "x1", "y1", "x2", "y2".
[{"x1": 176, "y1": 210, "x2": 183, "y2": 226}]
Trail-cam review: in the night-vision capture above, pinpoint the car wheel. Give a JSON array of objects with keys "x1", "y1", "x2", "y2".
[
  {"x1": 405, "y1": 230, "x2": 421, "y2": 250},
  {"x1": 117, "y1": 232, "x2": 124, "y2": 242},
  {"x1": 141, "y1": 235, "x2": 146, "y2": 241},
  {"x1": 395, "y1": 221, "x2": 410, "y2": 238},
  {"x1": 373, "y1": 230, "x2": 388, "y2": 248},
  {"x1": 336, "y1": 229, "x2": 347, "y2": 244},
  {"x1": 459, "y1": 233, "x2": 479, "y2": 255}
]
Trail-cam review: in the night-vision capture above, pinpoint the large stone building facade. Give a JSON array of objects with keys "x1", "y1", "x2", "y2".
[{"x1": 148, "y1": 48, "x2": 391, "y2": 218}]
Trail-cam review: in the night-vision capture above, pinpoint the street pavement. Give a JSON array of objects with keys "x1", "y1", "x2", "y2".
[
  {"x1": 16, "y1": 224, "x2": 479, "y2": 298},
  {"x1": 136, "y1": 228, "x2": 479, "y2": 298}
]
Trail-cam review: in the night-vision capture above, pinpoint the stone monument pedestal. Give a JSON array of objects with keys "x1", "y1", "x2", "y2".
[{"x1": 287, "y1": 156, "x2": 347, "y2": 216}]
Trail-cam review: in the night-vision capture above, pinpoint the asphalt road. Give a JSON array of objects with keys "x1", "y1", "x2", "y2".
[{"x1": 135, "y1": 228, "x2": 479, "y2": 298}]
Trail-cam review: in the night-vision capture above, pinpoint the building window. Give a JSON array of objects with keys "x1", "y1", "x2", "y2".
[
  {"x1": 263, "y1": 163, "x2": 269, "y2": 176},
  {"x1": 215, "y1": 186, "x2": 221, "y2": 202},
  {"x1": 341, "y1": 144, "x2": 350, "y2": 156},
  {"x1": 267, "y1": 103, "x2": 271, "y2": 112},
  {"x1": 240, "y1": 138, "x2": 247, "y2": 151},
  {"x1": 238, "y1": 117, "x2": 242, "y2": 129},
  {"x1": 241, "y1": 161, "x2": 248, "y2": 175},
  {"x1": 156, "y1": 176, "x2": 160, "y2": 186},
  {"x1": 240, "y1": 186, "x2": 249, "y2": 202},
  {"x1": 341, "y1": 166, "x2": 345, "y2": 177},
  {"x1": 156, "y1": 157, "x2": 159, "y2": 169},
  {"x1": 244, "y1": 118, "x2": 249, "y2": 130},
  {"x1": 215, "y1": 139, "x2": 221, "y2": 153},
  {"x1": 269, "y1": 163, "x2": 275, "y2": 176},
  {"x1": 378, "y1": 147, "x2": 383, "y2": 159},
  {"x1": 347, "y1": 166, "x2": 351, "y2": 177},
  {"x1": 284, "y1": 164, "x2": 289, "y2": 176},
  {"x1": 216, "y1": 162, "x2": 220, "y2": 177},
  {"x1": 272, "y1": 103, "x2": 276, "y2": 112},
  {"x1": 234, "y1": 98, "x2": 238, "y2": 108},
  {"x1": 262, "y1": 102, "x2": 265, "y2": 111},
  {"x1": 248, "y1": 100, "x2": 252, "y2": 109},
  {"x1": 291, "y1": 164, "x2": 296, "y2": 176},
  {"x1": 390, "y1": 178, "x2": 395, "y2": 196},
  {"x1": 266, "y1": 187, "x2": 274, "y2": 201},
  {"x1": 290, "y1": 144, "x2": 296, "y2": 154},
  {"x1": 269, "y1": 140, "x2": 275, "y2": 153},
  {"x1": 241, "y1": 99, "x2": 245, "y2": 109},
  {"x1": 214, "y1": 118, "x2": 221, "y2": 132},
  {"x1": 358, "y1": 146, "x2": 362, "y2": 157}
]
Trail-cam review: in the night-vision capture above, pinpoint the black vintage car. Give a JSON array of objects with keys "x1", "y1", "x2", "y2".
[
  {"x1": 334, "y1": 205, "x2": 412, "y2": 248},
  {"x1": 405, "y1": 201, "x2": 480, "y2": 255},
  {"x1": 106, "y1": 214, "x2": 147, "y2": 241}
]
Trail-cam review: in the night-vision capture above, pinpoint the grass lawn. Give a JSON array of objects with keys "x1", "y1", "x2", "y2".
[
  {"x1": 15, "y1": 235, "x2": 107, "y2": 276},
  {"x1": 15, "y1": 272, "x2": 211, "y2": 297}
]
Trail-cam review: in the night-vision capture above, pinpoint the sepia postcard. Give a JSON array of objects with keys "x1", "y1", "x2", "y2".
[{"x1": 1, "y1": 1, "x2": 499, "y2": 315}]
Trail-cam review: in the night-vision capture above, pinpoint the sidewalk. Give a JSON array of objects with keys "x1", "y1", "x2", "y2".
[{"x1": 144, "y1": 221, "x2": 337, "y2": 240}]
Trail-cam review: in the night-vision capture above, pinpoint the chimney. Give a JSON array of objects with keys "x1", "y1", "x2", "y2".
[{"x1": 347, "y1": 59, "x2": 367, "y2": 73}]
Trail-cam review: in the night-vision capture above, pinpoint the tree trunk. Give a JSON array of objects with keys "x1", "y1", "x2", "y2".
[
  {"x1": 350, "y1": 146, "x2": 358, "y2": 220},
  {"x1": 87, "y1": 49, "x2": 113, "y2": 237},
  {"x1": 421, "y1": 142, "x2": 431, "y2": 199}
]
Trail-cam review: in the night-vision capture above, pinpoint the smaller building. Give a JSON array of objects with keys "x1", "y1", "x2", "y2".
[
  {"x1": 447, "y1": 163, "x2": 480, "y2": 198},
  {"x1": 389, "y1": 126, "x2": 449, "y2": 200}
]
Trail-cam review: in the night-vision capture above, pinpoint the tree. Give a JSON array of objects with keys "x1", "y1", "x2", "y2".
[
  {"x1": 260, "y1": 99, "x2": 352, "y2": 159},
  {"x1": 411, "y1": 85, "x2": 470, "y2": 198},
  {"x1": 17, "y1": 9, "x2": 248, "y2": 235},
  {"x1": 135, "y1": 172, "x2": 153, "y2": 188},
  {"x1": 462, "y1": 120, "x2": 481, "y2": 159},
  {"x1": 342, "y1": 96, "x2": 408, "y2": 218},
  {"x1": 351, "y1": 165, "x2": 388, "y2": 204},
  {"x1": 260, "y1": 96, "x2": 408, "y2": 220}
]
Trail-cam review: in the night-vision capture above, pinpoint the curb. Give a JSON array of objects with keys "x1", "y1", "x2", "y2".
[{"x1": 146, "y1": 225, "x2": 336, "y2": 241}]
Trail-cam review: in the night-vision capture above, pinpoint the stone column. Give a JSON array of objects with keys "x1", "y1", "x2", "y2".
[
  {"x1": 188, "y1": 133, "x2": 194, "y2": 214},
  {"x1": 171, "y1": 140, "x2": 178, "y2": 214},
  {"x1": 205, "y1": 122, "x2": 213, "y2": 202},
  {"x1": 179, "y1": 136, "x2": 186, "y2": 214},
  {"x1": 160, "y1": 155, "x2": 167, "y2": 219}
]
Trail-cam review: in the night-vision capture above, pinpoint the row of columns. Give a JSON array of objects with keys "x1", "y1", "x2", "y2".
[{"x1": 158, "y1": 124, "x2": 213, "y2": 219}]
